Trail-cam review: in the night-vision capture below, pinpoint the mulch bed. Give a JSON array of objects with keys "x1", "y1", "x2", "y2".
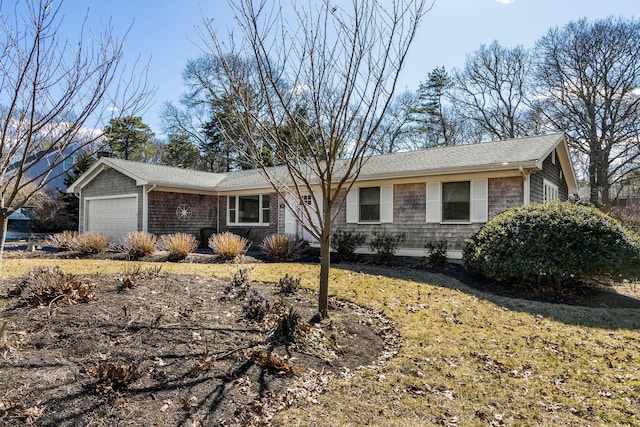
[{"x1": 0, "y1": 261, "x2": 398, "y2": 426}]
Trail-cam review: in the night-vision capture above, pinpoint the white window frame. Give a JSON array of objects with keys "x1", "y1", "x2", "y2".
[
  {"x1": 426, "y1": 179, "x2": 488, "y2": 224},
  {"x1": 543, "y1": 179, "x2": 559, "y2": 203},
  {"x1": 346, "y1": 184, "x2": 393, "y2": 224},
  {"x1": 227, "y1": 194, "x2": 271, "y2": 226}
]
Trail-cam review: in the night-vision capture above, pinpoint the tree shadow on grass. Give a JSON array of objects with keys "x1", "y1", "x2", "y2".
[{"x1": 335, "y1": 262, "x2": 640, "y2": 330}]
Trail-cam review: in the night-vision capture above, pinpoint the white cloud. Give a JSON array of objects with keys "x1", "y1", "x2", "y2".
[{"x1": 496, "y1": 0, "x2": 515, "y2": 4}]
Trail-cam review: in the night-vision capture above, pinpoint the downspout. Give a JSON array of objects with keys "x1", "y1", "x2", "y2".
[
  {"x1": 519, "y1": 166, "x2": 530, "y2": 206},
  {"x1": 143, "y1": 184, "x2": 156, "y2": 233},
  {"x1": 217, "y1": 195, "x2": 220, "y2": 233}
]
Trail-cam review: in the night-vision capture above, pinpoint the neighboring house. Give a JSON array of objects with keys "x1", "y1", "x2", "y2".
[
  {"x1": 9, "y1": 144, "x2": 82, "y2": 193},
  {"x1": 67, "y1": 133, "x2": 578, "y2": 259}
]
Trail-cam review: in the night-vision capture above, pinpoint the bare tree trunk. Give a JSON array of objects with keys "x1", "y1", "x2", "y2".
[
  {"x1": 0, "y1": 212, "x2": 8, "y2": 277},
  {"x1": 318, "y1": 226, "x2": 331, "y2": 318}
]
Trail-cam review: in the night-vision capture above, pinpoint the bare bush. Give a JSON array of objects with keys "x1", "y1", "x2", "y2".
[
  {"x1": 276, "y1": 273, "x2": 300, "y2": 295},
  {"x1": 208, "y1": 232, "x2": 249, "y2": 260},
  {"x1": 45, "y1": 230, "x2": 79, "y2": 251},
  {"x1": 242, "y1": 289, "x2": 271, "y2": 322},
  {"x1": 10, "y1": 266, "x2": 96, "y2": 307},
  {"x1": 158, "y1": 233, "x2": 199, "y2": 261},
  {"x1": 611, "y1": 206, "x2": 640, "y2": 234}
]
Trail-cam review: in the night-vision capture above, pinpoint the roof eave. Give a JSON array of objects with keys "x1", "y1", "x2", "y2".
[{"x1": 357, "y1": 162, "x2": 540, "y2": 182}]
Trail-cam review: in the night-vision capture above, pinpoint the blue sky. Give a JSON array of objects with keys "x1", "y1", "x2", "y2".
[{"x1": 53, "y1": 0, "x2": 639, "y2": 137}]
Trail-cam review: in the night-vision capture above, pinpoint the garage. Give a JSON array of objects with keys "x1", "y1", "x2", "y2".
[{"x1": 85, "y1": 195, "x2": 138, "y2": 239}]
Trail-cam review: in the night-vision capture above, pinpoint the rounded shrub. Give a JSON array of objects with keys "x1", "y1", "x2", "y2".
[{"x1": 464, "y1": 201, "x2": 640, "y2": 291}]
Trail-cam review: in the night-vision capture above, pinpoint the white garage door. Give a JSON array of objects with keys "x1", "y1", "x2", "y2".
[{"x1": 86, "y1": 196, "x2": 138, "y2": 239}]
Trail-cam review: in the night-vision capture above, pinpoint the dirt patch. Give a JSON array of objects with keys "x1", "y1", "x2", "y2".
[{"x1": 0, "y1": 269, "x2": 398, "y2": 426}]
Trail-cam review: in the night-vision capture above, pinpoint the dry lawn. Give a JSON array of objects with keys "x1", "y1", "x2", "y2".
[{"x1": 2, "y1": 258, "x2": 639, "y2": 426}]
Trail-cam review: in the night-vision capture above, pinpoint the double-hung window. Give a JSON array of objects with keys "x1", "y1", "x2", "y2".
[
  {"x1": 359, "y1": 187, "x2": 380, "y2": 222},
  {"x1": 427, "y1": 179, "x2": 488, "y2": 223},
  {"x1": 346, "y1": 185, "x2": 393, "y2": 224},
  {"x1": 228, "y1": 194, "x2": 270, "y2": 225},
  {"x1": 442, "y1": 181, "x2": 471, "y2": 222}
]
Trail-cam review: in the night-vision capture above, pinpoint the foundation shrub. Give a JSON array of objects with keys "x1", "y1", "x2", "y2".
[
  {"x1": 331, "y1": 230, "x2": 366, "y2": 260},
  {"x1": 117, "y1": 231, "x2": 157, "y2": 260},
  {"x1": 208, "y1": 232, "x2": 249, "y2": 260},
  {"x1": 158, "y1": 233, "x2": 199, "y2": 261},
  {"x1": 464, "y1": 201, "x2": 640, "y2": 292},
  {"x1": 45, "y1": 230, "x2": 78, "y2": 251},
  {"x1": 425, "y1": 239, "x2": 448, "y2": 266},
  {"x1": 369, "y1": 230, "x2": 406, "y2": 264},
  {"x1": 261, "y1": 234, "x2": 301, "y2": 261},
  {"x1": 73, "y1": 232, "x2": 109, "y2": 255}
]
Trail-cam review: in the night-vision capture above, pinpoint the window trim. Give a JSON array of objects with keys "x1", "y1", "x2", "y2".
[
  {"x1": 426, "y1": 179, "x2": 488, "y2": 224},
  {"x1": 543, "y1": 179, "x2": 559, "y2": 203},
  {"x1": 345, "y1": 185, "x2": 393, "y2": 224},
  {"x1": 227, "y1": 194, "x2": 271, "y2": 226}
]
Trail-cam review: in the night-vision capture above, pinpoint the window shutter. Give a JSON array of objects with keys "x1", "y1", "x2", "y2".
[
  {"x1": 471, "y1": 179, "x2": 488, "y2": 222},
  {"x1": 380, "y1": 185, "x2": 393, "y2": 223},
  {"x1": 426, "y1": 182, "x2": 441, "y2": 223},
  {"x1": 346, "y1": 188, "x2": 358, "y2": 223}
]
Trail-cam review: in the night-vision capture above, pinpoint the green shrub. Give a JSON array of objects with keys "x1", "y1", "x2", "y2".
[
  {"x1": 269, "y1": 306, "x2": 302, "y2": 344},
  {"x1": 331, "y1": 230, "x2": 366, "y2": 260},
  {"x1": 158, "y1": 233, "x2": 199, "y2": 261},
  {"x1": 117, "y1": 231, "x2": 157, "y2": 260},
  {"x1": 208, "y1": 232, "x2": 249, "y2": 260},
  {"x1": 464, "y1": 201, "x2": 640, "y2": 291},
  {"x1": 260, "y1": 234, "x2": 301, "y2": 261},
  {"x1": 425, "y1": 239, "x2": 448, "y2": 266},
  {"x1": 73, "y1": 232, "x2": 109, "y2": 255},
  {"x1": 369, "y1": 230, "x2": 406, "y2": 264}
]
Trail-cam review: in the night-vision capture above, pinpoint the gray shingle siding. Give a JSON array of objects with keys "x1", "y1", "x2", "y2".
[
  {"x1": 330, "y1": 178, "x2": 523, "y2": 252},
  {"x1": 530, "y1": 150, "x2": 569, "y2": 203},
  {"x1": 147, "y1": 191, "x2": 219, "y2": 241},
  {"x1": 79, "y1": 168, "x2": 143, "y2": 232}
]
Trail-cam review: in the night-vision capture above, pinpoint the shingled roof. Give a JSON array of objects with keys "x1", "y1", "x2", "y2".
[{"x1": 69, "y1": 133, "x2": 576, "y2": 194}]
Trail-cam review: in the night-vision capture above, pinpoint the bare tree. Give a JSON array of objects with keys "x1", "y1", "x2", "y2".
[
  {"x1": 533, "y1": 17, "x2": 640, "y2": 208},
  {"x1": 0, "y1": 0, "x2": 152, "y2": 273},
  {"x1": 450, "y1": 41, "x2": 533, "y2": 141},
  {"x1": 202, "y1": 0, "x2": 429, "y2": 317}
]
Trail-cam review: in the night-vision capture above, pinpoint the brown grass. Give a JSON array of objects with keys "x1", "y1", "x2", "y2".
[
  {"x1": 208, "y1": 232, "x2": 249, "y2": 260},
  {"x1": 158, "y1": 233, "x2": 199, "y2": 261},
  {"x1": 116, "y1": 231, "x2": 157, "y2": 260},
  {"x1": 261, "y1": 233, "x2": 299, "y2": 260},
  {"x1": 45, "y1": 230, "x2": 78, "y2": 251},
  {"x1": 1, "y1": 258, "x2": 639, "y2": 426}
]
